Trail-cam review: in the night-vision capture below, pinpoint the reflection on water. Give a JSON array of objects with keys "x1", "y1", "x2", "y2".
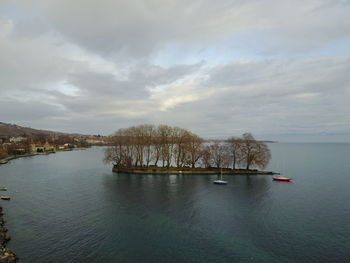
[{"x1": 0, "y1": 144, "x2": 349, "y2": 262}]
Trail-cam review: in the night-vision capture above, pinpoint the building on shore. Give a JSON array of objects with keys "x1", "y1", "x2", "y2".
[{"x1": 30, "y1": 142, "x2": 55, "y2": 153}]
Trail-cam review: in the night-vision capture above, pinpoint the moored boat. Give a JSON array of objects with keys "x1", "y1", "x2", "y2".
[
  {"x1": 213, "y1": 168, "x2": 227, "y2": 185},
  {"x1": 0, "y1": 196, "x2": 11, "y2": 200},
  {"x1": 273, "y1": 176, "x2": 291, "y2": 182},
  {"x1": 213, "y1": 180, "x2": 228, "y2": 185}
]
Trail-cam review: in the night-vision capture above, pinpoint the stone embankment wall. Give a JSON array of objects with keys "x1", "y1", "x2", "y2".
[{"x1": 113, "y1": 166, "x2": 277, "y2": 175}]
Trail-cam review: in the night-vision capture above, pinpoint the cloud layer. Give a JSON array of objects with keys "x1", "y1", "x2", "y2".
[{"x1": 1, "y1": 0, "x2": 350, "y2": 141}]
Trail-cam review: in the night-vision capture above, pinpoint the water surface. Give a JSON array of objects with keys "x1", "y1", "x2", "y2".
[{"x1": 0, "y1": 144, "x2": 349, "y2": 262}]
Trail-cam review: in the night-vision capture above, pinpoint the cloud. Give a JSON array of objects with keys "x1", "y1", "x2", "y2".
[
  {"x1": 0, "y1": 0, "x2": 349, "y2": 141},
  {"x1": 6, "y1": 0, "x2": 350, "y2": 57}
]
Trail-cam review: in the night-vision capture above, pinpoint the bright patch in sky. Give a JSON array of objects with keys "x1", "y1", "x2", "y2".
[{"x1": 50, "y1": 81, "x2": 80, "y2": 96}]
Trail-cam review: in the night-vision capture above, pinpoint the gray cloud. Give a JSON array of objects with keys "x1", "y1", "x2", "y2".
[
  {"x1": 65, "y1": 62, "x2": 204, "y2": 99},
  {"x1": 0, "y1": 99, "x2": 65, "y2": 122},
  {"x1": 6, "y1": 0, "x2": 350, "y2": 57},
  {"x1": 0, "y1": 0, "x2": 349, "y2": 141}
]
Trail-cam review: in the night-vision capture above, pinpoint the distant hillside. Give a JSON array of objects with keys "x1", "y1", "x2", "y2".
[{"x1": 0, "y1": 122, "x2": 64, "y2": 137}]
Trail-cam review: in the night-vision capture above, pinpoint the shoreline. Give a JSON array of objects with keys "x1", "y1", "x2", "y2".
[
  {"x1": 0, "y1": 147, "x2": 89, "y2": 166},
  {"x1": 0, "y1": 206, "x2": 17, "y2": 262},
  {"x1": 0, "y1": 153, "x2": 43, "y2": 165},
  {"x1": 113, "y1": 166, "x2": 279, "y2": 175}
]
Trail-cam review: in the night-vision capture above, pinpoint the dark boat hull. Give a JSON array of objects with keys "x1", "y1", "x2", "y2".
[{"x1": 213, "y1": 180, "x2": 227, "y2": 185}]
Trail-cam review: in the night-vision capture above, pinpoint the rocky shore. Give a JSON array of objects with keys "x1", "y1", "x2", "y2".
[{"x1": 0, "y1": 206, "x2": 17, "y2": 262}]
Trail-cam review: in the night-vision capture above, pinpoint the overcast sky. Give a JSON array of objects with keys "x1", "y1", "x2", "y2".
[{"x1": 1, "y1": 0, "x2": 350, "y2": 141}]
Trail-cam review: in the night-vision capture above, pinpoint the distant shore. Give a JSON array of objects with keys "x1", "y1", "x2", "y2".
[
  {"x1": 0, "y1": 153, "x2": 45, "y2": 165},
  {"x1": 0, "y1": 152, "x2": 57, "y2": 166},
  {"x1": 113, "y1": 166, "x2": 278, "y2": 175},
  {"x1": 0, "y1": 148, "x2": 88, "y2": 166}
]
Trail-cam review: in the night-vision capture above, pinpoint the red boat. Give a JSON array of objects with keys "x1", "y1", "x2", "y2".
[{"x1": 273, "y1": 176, "x2": 292, "y2": 182}]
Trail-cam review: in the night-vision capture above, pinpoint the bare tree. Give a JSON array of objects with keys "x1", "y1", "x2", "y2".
[
  {"x1": 152, "y1": 135, "x2": 162, "y2": 167},
  {"x1": 200, "y1": 146, "x2": 212, "y2": 168},
  {"x1": 207, "y1": 143, "x2": 230, "y2": 168},
  {"x1": 104, "y1": 131, "x2": 131, "y2": 167},
  {"x1": 143, "y1": 124, "x2": 155, "y2": 167},
  {"x1": 240, "y1": 133, "x2": 271, "y2": 170},
  {"x1": 186, "y1": 132, "x2": 204, "y2": 168},
  {"x1": 174, "y1": 128, "x2": 190, "y2": 167},
  {"x1": 158, "y1": 125, "x2": 171, "y2": 167},
  {"x1": 226, "y1": 137, "x2": 243, "y2": 169}
]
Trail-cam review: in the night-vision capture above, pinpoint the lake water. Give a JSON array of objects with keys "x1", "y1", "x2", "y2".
[{"x1": 0, "y1": 144, "x2": 349, "y2": 262}]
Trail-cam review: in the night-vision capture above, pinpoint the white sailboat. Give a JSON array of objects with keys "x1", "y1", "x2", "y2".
[{"x1": 213, "y1": 167, "x2": 227, "y2": 185}]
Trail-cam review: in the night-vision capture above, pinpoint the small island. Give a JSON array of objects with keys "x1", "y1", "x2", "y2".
[{"x1": 105, "y1": 124, "x2": 277, "y2": 175}]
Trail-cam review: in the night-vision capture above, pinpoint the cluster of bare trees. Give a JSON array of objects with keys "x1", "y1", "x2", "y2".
[
  {"x1": 104, "y1": 125, "x2": 203, "y2": 168},
  {"x1": 207, "y1": 133, "x2": 271, "y2": 170},
  {"x1": 104, "y1": 125, "x2": 271, "y2": 170}
]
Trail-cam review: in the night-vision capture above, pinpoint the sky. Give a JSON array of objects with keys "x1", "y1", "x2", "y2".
[{"x1": 0, "y1": 0, "x2": 350, "y2": 142}]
